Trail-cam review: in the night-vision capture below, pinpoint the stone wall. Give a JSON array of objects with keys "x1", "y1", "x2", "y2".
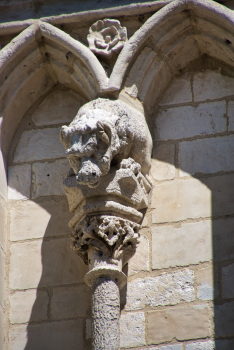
[
  {"x1": 119, "y1": 67, "x2": 234, "y2": 349},
  {"x1": 5, "y1": 65, "x2": 234, "y2": 349}
]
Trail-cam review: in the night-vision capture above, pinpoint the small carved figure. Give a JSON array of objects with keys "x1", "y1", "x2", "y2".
[
  {"x1": 60, "y1": 98, "x2": 152, "y2": 188},
  {"x1": 87, "y1": 19, "x2": 127, "y2": 60}
]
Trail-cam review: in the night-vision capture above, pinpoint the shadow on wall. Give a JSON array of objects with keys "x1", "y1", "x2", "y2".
[
  {"x1": 151, "y1": 59, "x2": 234, "y2": 349},
  {"x1": 7, "y1": 87, "x2": 93, "y2": 350}
]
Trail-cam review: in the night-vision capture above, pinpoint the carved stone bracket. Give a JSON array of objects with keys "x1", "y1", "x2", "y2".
[{"x1": 61, "y1": 98, "x2": 152, "y2": 349}]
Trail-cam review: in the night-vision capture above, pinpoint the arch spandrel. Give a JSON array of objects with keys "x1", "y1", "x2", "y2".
[
  {"x1": 110, "y1": 0, "x2": 234, "y2": 115},
  {"x1": 0, "y1": 21, "x2": 108, "y2": 162}
]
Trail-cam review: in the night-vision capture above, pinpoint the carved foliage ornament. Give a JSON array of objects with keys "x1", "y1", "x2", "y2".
[
  {"x1": 72, "y1": 215, "x2": 140, "y2": 266},
  {"x1": 87, "y1": 19, "x2": 127, "y2": 59}
]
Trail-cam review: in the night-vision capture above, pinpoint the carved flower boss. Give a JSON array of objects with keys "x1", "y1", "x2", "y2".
[{"x1": 87, "y1": 19, "x2": 127, "y2": 59}]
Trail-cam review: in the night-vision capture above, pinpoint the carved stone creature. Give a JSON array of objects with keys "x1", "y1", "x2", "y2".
[{"x1": 60, "y1": 98, "x2": 152, "y2": 189}]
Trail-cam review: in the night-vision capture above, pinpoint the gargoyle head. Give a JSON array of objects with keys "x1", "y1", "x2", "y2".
[{"x1": 60, "y1": 109, "x2": 120, "y2": 188}]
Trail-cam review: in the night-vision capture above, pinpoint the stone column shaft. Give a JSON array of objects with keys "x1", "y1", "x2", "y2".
[{"x1": 92, "y1": 276, "x2": 120, "y2": 350}]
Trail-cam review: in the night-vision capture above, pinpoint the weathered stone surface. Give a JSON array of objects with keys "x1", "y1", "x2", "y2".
[
  {"x1": 159, "y1": 73, "x2": 192, "y2": 106},
  {"x1": 92, "y1": 277, "x2": 120, "y2": 349},
  {"x1": 156, "y1": 101, "x2": 226, "y2": 141},
  {"x1": 128, "y1": 233, "x2": 149, "y2": 276},
  {"x1": 32, "y1": 90, "x2": 84, "y2": 126},
  {"x1": 215, "y1": 339, "x2": 234, "y2": 349},
  {"x1": 215, "y1": 301, "x2": 234, "y2": 337},
  {"x1": 10, "y1": 238, "x2": 88, "y2": 290},
  {"x1": 9, "y1": 320, "x2": 83, "y2": 350},
  {"x1": 193, "y1": 70, "x2": 234, "y2": 101},
  {"x1": 227, "y1": 100, "x2": 234, "y2": 131},
  {"x1": 0, "y1": 196, "x2": 6, "y2": 250},
  {"x1": 147, "y1": 304, "x2": 210, "y2": 344},
  {"x1": 0, "y1": 151, "x2": 7, "y2": 200},
  {"x1": 205, "y1": 174, "x2": 234, "y2": 218},
  {"x1": 0, "y1": 306, "x2": 4, "y2": 350},
  {"x1": 14, "y1": 128, "x2": 65, "y2": 163},
  {"x1": 32, "y1": 159, "x2": 69, "y2": 198},
  {"x1": 52, "y1": 284, "x2": 91, "y2": 319},
  {"x1": 8, "y1": 164, "x2": 31, "y2": 200},
  {"x1": 179, "y1": 135, "x2": 234, "y2": 176},
  {"x1": 10, "y1": 240, "x2": 43, "y2": 290},
  {"x1": 9, "y1": 198, "x2": 72, "y2": 241},
  {"x1": 185, "y1": 341, "x2": 214, "y2": 350},
  {"x1": 222, "y1": 263, "x2": 234, "y2": 299},
  {"x1": 144, "y1": 345, "x2": 182, "y2": 350},
  {"x1": 196, "y1": 266, "x2": 214, "y2": 301},
  {"x1": 10, "y1": 289, "x2": 48, "y2": 324},
  {"x1": 125, "y1": 269, "x2": 194, "y2": 310},
  {"x1": 0, "y1": 249, "x2": 5, "y2": 308},
  {"x1": 151, "y1": 143, "x2": 175, "y2": 181},
  {"x1": 152, "y1": 221, "x2": 212, "y2": 269},
  {"x1": 88, "y1": 19, "x2": 127, "y2": 60},
  {"x1": 152, "y1": 178, "x2": 211, "y2": 223},
  {"x1": 213, "y1": 217, "x2": 234, "y2": 261},
  {"x1": 120, "y1": 312, "x2": 145, "y2": 348},
  {"x1": 86, "y1": 318, "x2": 92, "y2": 340}
]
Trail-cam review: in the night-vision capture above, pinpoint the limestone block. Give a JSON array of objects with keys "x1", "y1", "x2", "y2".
[
  {"x1": 151, "y1": 144, "x2": 175, "y2": 181},
  {"x1": 0, "y1": 196, "x2": 6, "y2": 250},
  {"x1": 215, "y1": 339, "x2": 234, "y2": 349},
  {"x1": 32, "y1": 159, "x2": 69, "y2": 198},
  {"x1": 147, "y1": 304, "x2": 210, "y2": 344},
  {"x1": 179, "y1": 135, "x2": 234, "y2": 176},
  {"x1": 213, "y1": 217, "x2": 234, "y2": 261},
  {"x1": 227, "y1": 100, "x2": 234, "y2": 131},
  {"x1": 156, "y1": 101, "x2": 226, "y2": 141},
  {"x1": 152, "y1": 221, "x2": 212, "y2": 269},
  {"x1": 10, "y1": 238, "x2": 88, "y2": 290},
  {"x1": 9, "y1": 198, "x2": 72, "y2": 241},
  {"x1": 0, "y1": 150, "x2": 7, "y2": 200},
  {"x1": 10, "y1": 289, "x2": 48, "y2": 324},
  {"x1": 0, "y1": 249, "x2": 5, "y2": 308},
  {"x1": 125, "y1": 269, "x2": 194, "y2": 311},
  {"x1": 152, "y1": 178, "x2": 211, "y2": 223},
  {"x1": 222, "y1": 263, "x2": 234, "y2": 299},
  {"x1": 14, "y1": 128, "x2": 65, "y2": 163},
  {"x1": 52, "y1": 284, "x2": 91, "y2": 319},
  {"x1": 0, "y1": 306, "x2": 4, "y2": 350},
  {"x1": 159, "y1": 74, "x2": 192, "y2": 106},
  {"x1": 86, "y1": 318, "x2": 92, "y2": 340},
  {"x1": 193, "y1": 70, "x2": 234, "y2": 101},
  {"x1": 10, "y1": 240, "x2": 43, "y2": 290},
  {"x1": 167, "y1": 36, "x2": 200, "y2": 71},
  {"x1": 8, "y1": 164, "x2": 31, "y2": 200},
  {"x1": 196, "y1": 266, "x2": 214, "y2": 301},
  {"x1": 206, "y1": 174, "x2": 234, "y2": 218},
  {"x1": 9, "y1": 320, "x2": 83, "y2": 350},
  {"x1": 144, "y1": 345, "x2": 182, "y2": 350},
  {"x1": 128, "y1": 234, "x2": 149, "y2": 276},
  {"x1": 215, "y1": 301, "x2": 234, "y2": 337},
  {"x1": 31, "y1": 90, "x2": 84, "y2": 126},
  {"x1": 120, "y1": 312, "x2": 145, "y2": 348},
  {"x1": 185, "y1": 341, "x2": 214, "y2": 350}
]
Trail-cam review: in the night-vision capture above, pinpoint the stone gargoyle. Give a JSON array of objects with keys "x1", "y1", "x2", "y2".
[{"x1": 60, "y1": 98, "x2": 152, "y2": 189}]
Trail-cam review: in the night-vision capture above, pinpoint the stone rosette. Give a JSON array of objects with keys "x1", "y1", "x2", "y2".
[{"x1": 87, "y1": 19, "x2": 127, "y2": 59}]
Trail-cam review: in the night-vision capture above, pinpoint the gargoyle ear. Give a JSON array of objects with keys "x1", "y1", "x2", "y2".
[
  {"x1": 60, "y1": 126, "x2": 69, "y2": 147},
  {"x1": 97, "y1": 121, "x2": 110, "y2": 145}
]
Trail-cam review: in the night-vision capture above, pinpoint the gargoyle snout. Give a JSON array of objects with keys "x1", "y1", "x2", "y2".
[{"x1": 76, "y1": 158, "x2": 101, "y2": 188}]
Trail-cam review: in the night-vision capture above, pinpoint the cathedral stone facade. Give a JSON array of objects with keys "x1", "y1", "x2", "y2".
[{"x1": 1, "y1": 1, "x2": 234, "y2": 349}]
